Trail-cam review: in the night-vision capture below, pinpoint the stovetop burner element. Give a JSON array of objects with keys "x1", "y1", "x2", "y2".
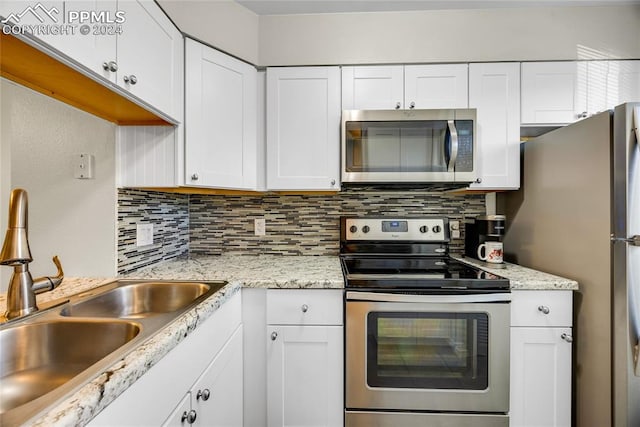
[{"x1": 340, "y1": 216, "x2": 509, "y2": 292}]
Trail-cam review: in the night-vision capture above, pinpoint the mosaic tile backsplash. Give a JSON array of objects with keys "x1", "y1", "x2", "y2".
[
  {"x1": 117, "y1": 189, "x2": 189, "y2": 274},
  {"x1": 117, "y1": 186, "x2": 486, "y2": 273}
]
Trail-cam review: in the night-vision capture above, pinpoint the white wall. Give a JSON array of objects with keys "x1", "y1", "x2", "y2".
[
  {"x1": 258, "y1": 6, "x2": 640, "y2": 66},
  {"x1": 0, "y1": 79, "x2": 117, "y2": 290},
  {"x1": 157, "y1": 0, "x2": 259, "y2": 63},
  {"x1": 0, "y1": 81, "x2": 11, "y2": 289},
  {"x1": 156, "y1": 3, "x2": 639, "y2": 66}
]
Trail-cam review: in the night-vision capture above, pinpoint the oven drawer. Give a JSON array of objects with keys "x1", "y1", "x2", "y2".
[
  {"x1": 511, "y1": 290, "x2": 573, "y2": 327},
  {"x1": 266, "y1": 289, "x2": 343, "y2": 325},
  {"x1": 345, "y1": 411, "x2": 509, "y2": 427}
]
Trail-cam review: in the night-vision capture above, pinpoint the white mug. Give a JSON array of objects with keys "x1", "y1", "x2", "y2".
[{"x1": 477, "y1": 241, "x2": 504, "y2": 264}]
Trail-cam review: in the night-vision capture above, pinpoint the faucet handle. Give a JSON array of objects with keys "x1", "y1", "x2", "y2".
[{"x1": 32, "y1": 256, "x2": 64, "y2": 294}]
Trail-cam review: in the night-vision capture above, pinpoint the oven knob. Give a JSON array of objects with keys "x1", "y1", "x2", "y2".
[
  {"x1": 419, "y1": 225, "x2": 428, "y2": 233},
  {"x1": 432, "y1": 225, "x2": 442, "y2": 233},
  {"x1": 362, "y1": 225, "x2": 370, "y2": 233},
  {"x1": 349, "y1": 225, "x2": 358, "y2": 233}
]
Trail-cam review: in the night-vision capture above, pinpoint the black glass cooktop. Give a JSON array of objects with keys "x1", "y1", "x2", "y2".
[{"x1": 341, "y1": 256, "x2": 509, "y2": 291}]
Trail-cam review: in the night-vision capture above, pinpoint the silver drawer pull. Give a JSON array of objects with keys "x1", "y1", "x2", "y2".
[
  {"x1": 561, "y1": 333, "x2": 573, "y2": 343},
  {"x1": 301, "y1": 304, "x2": 309, "y2": 313},
  {"x1": 538, "y1": 305, "x2": 550, "y2": 315},
  {"x1": 196, "y1": 388, "x2": 210, "y2": 401},
  {"x1": 271, "y1": 331, "x2": 278, "y2": 341},
  {"x1": 181, "y1": 409, "x2": 197, "y2": 424}
]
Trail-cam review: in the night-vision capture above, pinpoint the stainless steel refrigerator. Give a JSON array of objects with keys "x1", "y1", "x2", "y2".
[{"x1": 501, "y1": 102, "x2": 640, "y2": 427}]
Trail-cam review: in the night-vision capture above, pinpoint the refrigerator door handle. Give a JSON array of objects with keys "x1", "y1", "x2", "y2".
[{"x1": 610, "y1": 235, "x2": 640, "y2": 246}]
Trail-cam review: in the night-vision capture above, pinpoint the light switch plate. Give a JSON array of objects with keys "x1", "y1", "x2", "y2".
[
  {"x1": 136, "y1": 223, "x2": 154, "y2": 247},
  {"x1": 254, "y1": 218, "x2": 266, "y2": 236}
]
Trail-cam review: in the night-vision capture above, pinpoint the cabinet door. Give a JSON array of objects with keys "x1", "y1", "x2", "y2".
[
  {"x1": 192, "y1": 326, "x2": 244, "y2": 427},
  {"x1": 468, "y1": 63, "x2": 520, "y2": 190},
  {"x1": 267, "y1": 325, "x2": 343, "y2": 427},
  {"x1": 161, "y1": 393, "x2": 192, "y2": 427},
  {"x1": 185, "y1": 38, "x2": 258, "y2": 189},
  {"x1": 0, "y1": 1, "x2": 117, "y2": 82},
  {"x1": 510, "y1": 327, "x2": 572, "y2": 427},
  {"x1": 404, "y1": 64, "x2": 469, "y2": 109},
  {"x1": 521, "y1": 62, "x2": 586, "y2": 124},
  {"x1": 266, "y1": 66, "x2": 341, "y2": 191},
  {"x1": 341, "y1": 65, "x2": 404, "y2": 110},
  {"x1": 116, "y1": 0, "x2": 183, "y2": 120},
  {"x1": 607, "y1": 60, "x2": 640, "y2": 106}
]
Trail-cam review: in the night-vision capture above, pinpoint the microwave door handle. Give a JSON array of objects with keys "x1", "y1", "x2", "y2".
[{"x1": 447, "y1": 120, "x2": 459, "y2": 172}]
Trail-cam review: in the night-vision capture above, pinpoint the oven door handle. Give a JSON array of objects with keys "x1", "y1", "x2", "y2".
[{"x1": 345, "y1": 291, "x2": 511, "y2": 304}]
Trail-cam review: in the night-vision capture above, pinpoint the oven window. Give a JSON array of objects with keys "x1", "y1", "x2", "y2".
[{"x1": 366, "y1": 311, "x2": 489, "y2": 390}]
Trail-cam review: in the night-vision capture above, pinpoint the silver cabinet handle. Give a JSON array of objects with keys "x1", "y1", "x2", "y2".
[
  {"x1": 196, "y1": 388, "x2": 211, "y2": 401},
  {"x1": 191, "y1": 173, "x2": 199, "y2": 181},
  {"x1": 538, "y1": 305, "x2": 550, "y2": 315},
  {"x1": 181, "y1": 409, "x2": 197, "y2": 424},
  {"x1": 409, "y1": 101, "x2": 415, "y2": 109},
  {"x1": 561, "y1": 333, "x2": 573, "y2": 343},
  {"x1": 577, "y1": 111, "x2": 588, "y2": 119},
  {"x1": 102, "y1": 61, "x2": 118, "y2": 72},
  {"x1": 271, "y1": 331, "x2": 278, "y2": 341},
  {"x1": 123, "y1": 75, "x2": 138, "y2": 85},
  {"x1": 330, "y1": 179, "x2": 336, "y2": 186},
  {"x1": 301, "y1": 304, "x2": 309, "y2": 313},
  {"x1": 395, "y1": 102, "x2": 401, "y2": 109}
]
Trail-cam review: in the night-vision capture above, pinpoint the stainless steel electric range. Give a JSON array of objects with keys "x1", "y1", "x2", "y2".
[{"x1": 340, "y1": 216, "x2": 511, "y2": 427}]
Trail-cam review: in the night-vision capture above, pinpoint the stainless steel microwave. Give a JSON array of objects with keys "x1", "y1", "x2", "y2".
[{"x1": 341, "y1": 109, "x2": 477, "y2": 184}]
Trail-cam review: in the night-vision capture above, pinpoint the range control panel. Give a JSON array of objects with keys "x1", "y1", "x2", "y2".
[{"x1": 343, "y1": 217, "x2": 450, "y2": 241}]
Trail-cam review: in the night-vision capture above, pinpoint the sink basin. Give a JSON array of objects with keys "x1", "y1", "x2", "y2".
[
  {"x1": 0, "y1": 279, "x2": 226, "y2": 426},
  {"x1": 61, "y1": 281, "x2": 221, "y2": 319},
  {"x1": 0, "y1": 320, "x2": 140, "y2": 414}
]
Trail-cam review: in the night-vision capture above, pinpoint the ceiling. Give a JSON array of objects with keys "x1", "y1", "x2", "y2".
[{"x1": 235, "y1": 0, "x2": 640, "y2": 15}]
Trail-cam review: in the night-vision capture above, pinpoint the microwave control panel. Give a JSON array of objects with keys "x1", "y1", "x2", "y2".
[{"x1": 454, "y1": 120, "x2": 474, "y2": 172}]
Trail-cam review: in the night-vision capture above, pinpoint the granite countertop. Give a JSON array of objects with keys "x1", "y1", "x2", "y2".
[
  {"x1": 0, "y1": 255, "x2": 343, "y2": 427},
  {"x1": 454, "y1": 256, "x2": 579, "y2": 290},
  {"x1": 1, "y1": 253, "x2": 576, "y2": 426}
]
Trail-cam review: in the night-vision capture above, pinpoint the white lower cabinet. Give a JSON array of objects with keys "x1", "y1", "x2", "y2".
[
  {"x1": 88, "y1": 292, "x2": 243, "y2": 427},
  {"x1": 163, "y1": 326, "x2": 244, "y2": 426},
  {"x1": 265, "y1": 289, "x2": 344, "y2": 427},
  {"x1": 510, "y1": 290, "x2": 573, "y2": 427}
]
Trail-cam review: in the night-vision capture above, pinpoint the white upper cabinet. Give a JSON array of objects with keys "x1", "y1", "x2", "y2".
[
  {"x1": 116, "y1": 0, "x2": 183, "y2": 120},
  {"x1": 341, "y1": 65, "x2": 404, "y2": 110},
  {"x1": 521, "y1": 60, "x2": 640, "y2": 125},
  {"x1": 404, "y1": 64, "x2": 469, "y2": 109},
  {"x1": 185, "y1": 38, "x2": 258, "y2": 190},
  {"x1": 266, "y1": 66, "x2": 341, "y2": 191},
  {"x1": 1, "y1": 0, "x2": 183, "y2": 121},
  {"x1": 468, "y1": 62, "x2": 521, "y2": 190},
  {"x1": 521, "y1": 62, "x2": 583, "y2": 125},
  {"x1": 342, "y1": 64, "x2": 468, "y2": 110}
]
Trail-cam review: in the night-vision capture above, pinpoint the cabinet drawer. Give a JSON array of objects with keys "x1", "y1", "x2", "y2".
[
  {"x1": 511, "y1": 290, "x2": 573, "y2": 327},
  {"x1": 267, "y1": 289, "x2": 343, "y2": 325}
]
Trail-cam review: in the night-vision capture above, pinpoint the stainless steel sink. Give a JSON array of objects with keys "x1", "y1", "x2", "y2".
[
  {"x1": 61, "y1": 281, "x2": 220, "y2": 318},
  {"x1": 0, "y1": 279, "x2": 227, "y2": 426},
  {"x1": 0, "y1": 320, "x2": 140, "y2": 414}
]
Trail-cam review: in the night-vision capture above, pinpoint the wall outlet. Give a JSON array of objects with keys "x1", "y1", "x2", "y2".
[
  {"x1": 136, "y1": 223, "x2": 154, "y2": 247},
  {"x1": 74, "y1": 153, "x2": 94, "y2": 179},
  {"x1": 254, "y1": 218, "x2": 266, "y2": 236},
  {"x1": 450, "y1": 220, "x2": 460, "y2": 239}
]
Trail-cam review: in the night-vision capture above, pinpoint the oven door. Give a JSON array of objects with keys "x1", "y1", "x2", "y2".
[{"x1": 345, "y1": 292, "x2": 510, "y2": 413}]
